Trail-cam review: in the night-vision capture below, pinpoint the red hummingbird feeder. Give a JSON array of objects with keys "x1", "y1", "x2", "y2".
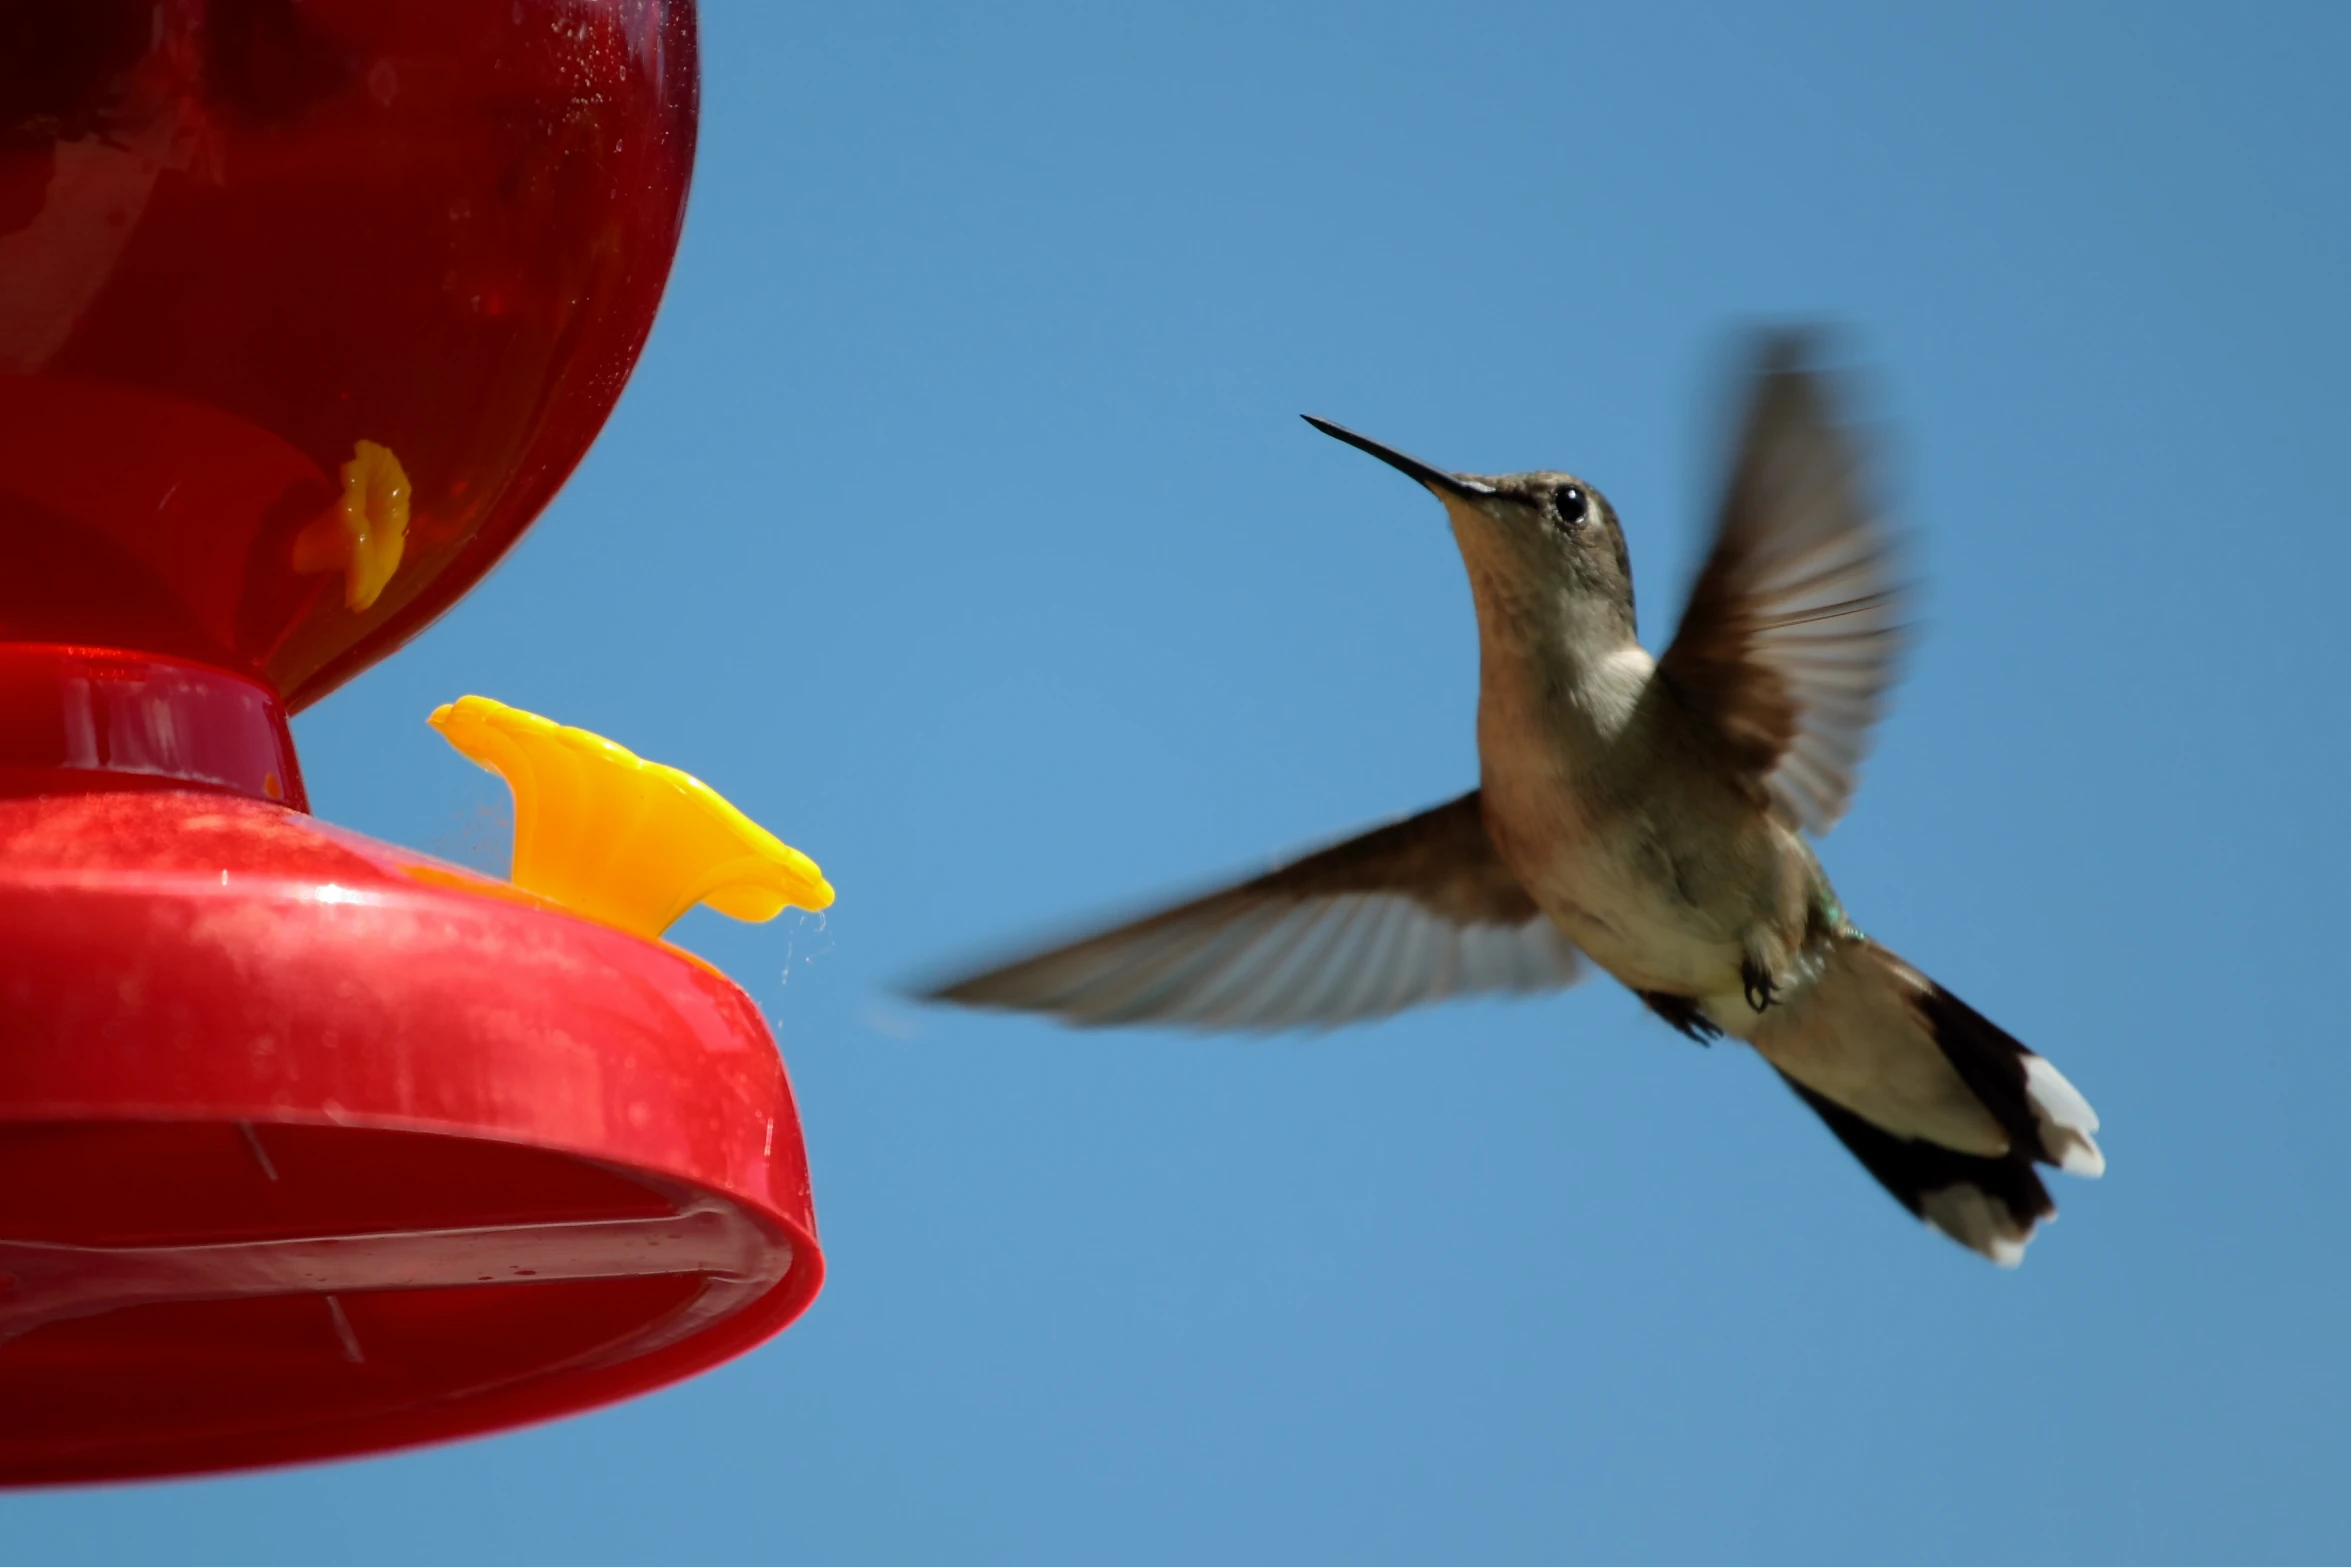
[{"x1": 0, "y1": 0, "x2": 830, "y2": 1483}]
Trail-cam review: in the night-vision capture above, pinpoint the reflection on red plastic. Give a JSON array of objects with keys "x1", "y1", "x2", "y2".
[
  {"x1": 0, "y1": 642, "x2": 305, "y2": 806},
  {"x1": 0, "y1": 790, "x2": 822, "y2": 1485},
  {"x1": 0, "y1": 0, "x2": 697, "y2": 708}
]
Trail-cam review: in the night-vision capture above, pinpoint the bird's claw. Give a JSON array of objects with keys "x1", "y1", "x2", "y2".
[
  {"x1": 1639, "y1": 990, "x2": 1722, "y2": 1044},
  {"x1": 1741, "y1": 961, "x2": 1778, "y2": 1014}
]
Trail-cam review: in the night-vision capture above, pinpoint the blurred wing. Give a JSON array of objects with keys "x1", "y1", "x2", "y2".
[
  {"x1": 921, "y1": 791, "x2": 1584, "y2": 1031},
  {"x1": 1657, "y1": 335, "x2": 1908, "y2": 836}
]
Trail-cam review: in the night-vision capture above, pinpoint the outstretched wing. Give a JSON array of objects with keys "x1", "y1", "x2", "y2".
[
  {"x1": 920, "y1": 791, "x2": 1584, "y2": 1031},
  {"x1": 1657, "y1": 336, "x2": 1908, "y2": 836}
]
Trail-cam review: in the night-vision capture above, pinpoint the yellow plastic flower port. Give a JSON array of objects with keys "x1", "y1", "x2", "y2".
[
  {"x1": 293, "y1": 438, "x2": 410, "y2": 611},
  {"x1": 427, "y1": 695, "x2": 833, "y2": 942}
]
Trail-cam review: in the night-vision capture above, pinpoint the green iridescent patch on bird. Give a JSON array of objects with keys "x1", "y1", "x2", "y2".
[{"x1": 1811, "y1": 884, "x2": 1860, "y2": 939}]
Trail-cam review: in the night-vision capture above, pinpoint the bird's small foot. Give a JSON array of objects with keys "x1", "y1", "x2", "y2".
[
  {"x1": 1639, "y1": 990, "x2": 1721, "y2": 1044},
  {"x1": 1741, "y1": 958, "x2": 1778, "y2": 1014}
]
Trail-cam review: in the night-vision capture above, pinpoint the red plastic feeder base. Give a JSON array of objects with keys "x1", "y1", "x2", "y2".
[{"x1": 0, "y1": 790, "x2": 823, "y2": 1485}]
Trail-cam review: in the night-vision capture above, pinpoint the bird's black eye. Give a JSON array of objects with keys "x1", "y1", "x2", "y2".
[{"x1": 1553, "y1": 486, "x2": 1588, "y2": 528}]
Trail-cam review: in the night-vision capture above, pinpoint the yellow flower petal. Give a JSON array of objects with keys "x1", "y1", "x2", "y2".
[{"x1": 427, "y1": 694, "x2": 833, "y2": 942}]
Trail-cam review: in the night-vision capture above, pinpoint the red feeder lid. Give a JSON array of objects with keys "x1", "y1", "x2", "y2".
[{"x1": 0, "y1": 787, "x2": 823, "y2": 1484}]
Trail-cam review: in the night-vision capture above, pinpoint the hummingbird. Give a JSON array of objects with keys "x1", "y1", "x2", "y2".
[{"x1": 922, "y1": 336, "x2": 2104, "y2": 1265}]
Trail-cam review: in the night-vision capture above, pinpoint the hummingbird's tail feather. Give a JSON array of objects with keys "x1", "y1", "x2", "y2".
[
  {"x1": 1777, "y1": 1071, "x2": 2052, "y2": 1263},
  {"x1": 1749, "y1": 939, "x2": 2103, "y2": 1265}
]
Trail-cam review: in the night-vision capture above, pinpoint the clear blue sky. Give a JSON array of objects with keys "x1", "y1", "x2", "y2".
[{"x1": 13, "y1": 1, "x2": 2349, "y2": 1560}]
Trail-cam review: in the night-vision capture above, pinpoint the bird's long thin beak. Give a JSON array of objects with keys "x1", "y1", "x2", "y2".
[{"x1": 1302, "y1": 415, "x2": 1495, "y2": 498}]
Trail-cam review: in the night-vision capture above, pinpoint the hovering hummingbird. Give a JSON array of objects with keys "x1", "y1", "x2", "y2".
[{"x1": 923, "y1": 336, "x2": 2103, "y2": 1264}]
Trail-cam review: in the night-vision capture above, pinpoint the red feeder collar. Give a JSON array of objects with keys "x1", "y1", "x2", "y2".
[{"x1": 0, "y1": 644, "x2": 307, "y2": 810}]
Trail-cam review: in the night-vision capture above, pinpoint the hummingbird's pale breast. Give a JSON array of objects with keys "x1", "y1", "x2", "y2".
[
  {"x1": 1441, "y1": 488, "x2": 1817, "y2": 1023},
  {"x1": 1472, "y1": 640, "x2": 1814, "y2": 1025}
]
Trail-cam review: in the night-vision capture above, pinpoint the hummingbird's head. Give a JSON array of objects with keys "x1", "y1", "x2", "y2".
[{"x1": 1303, "y1": 416, "x2": 1637, "y2": 648}]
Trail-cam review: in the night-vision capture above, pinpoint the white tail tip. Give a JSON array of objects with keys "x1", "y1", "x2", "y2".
[{"x1": 2024, "y1": 1056, "x2": 2106, "y2": 1178}]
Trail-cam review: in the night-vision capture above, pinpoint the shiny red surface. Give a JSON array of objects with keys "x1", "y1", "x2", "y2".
[
  {"x1": 0, "y1": 641, "x2": 305, "y2": 805},
  {"x1": 0, "y1": 3, "x2": 821, "y2": 1482},
  {"x1": 0, "y1": 790, "x2": 822, "y2": 1484},
  {"x1": 0, "y1": 0, "x2": 697, "y2": 708}
]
